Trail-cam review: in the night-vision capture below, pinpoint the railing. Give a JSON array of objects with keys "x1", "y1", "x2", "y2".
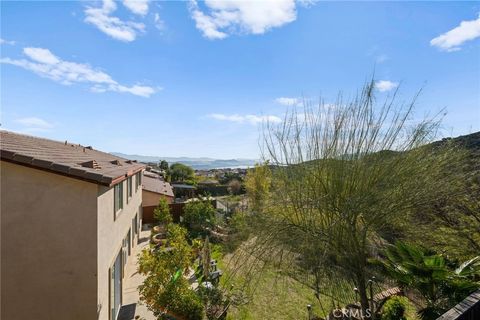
[{"x1": 437, "y1": 289, "x2": 480, "y2": 320}]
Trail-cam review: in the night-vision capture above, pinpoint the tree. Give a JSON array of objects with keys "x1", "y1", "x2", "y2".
[
  {"x1": 159, "y1": 160, "x2": 169, "y2": 171},
  {"x1": 154, "y1": 198, "x2": 172, "y2": 225},
  {"x1": 246, "y1": 79, "x2": 467, "y2": 315},
  {"x1": 227, "y1": 179, "x2": 242, "y2": 195},
  {"x1": 244, "y1": 162, "x2": 271, "y2": 213},
  {"x1": 138, "y1": 224, "x2": 204, "y2": 319},
  {"x1": 375, "y1": 241, "x2": 480, "y2": 319},
  {"x1": 183, "y1": 200, "x2": 216, "y2": 238},
  {"x1": 169, "y1": 163, "x2": 195, "y2": 184}
]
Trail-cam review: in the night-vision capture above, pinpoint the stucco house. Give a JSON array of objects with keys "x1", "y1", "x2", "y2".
[
  {"x1": 141, "y1": 171, "x2": 174, "y2": 223},
  {"x1": 0, "y1": 130, "x2": 145, "y2": 320}
]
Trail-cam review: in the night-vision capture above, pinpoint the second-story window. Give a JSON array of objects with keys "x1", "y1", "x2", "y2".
[
  {"x1": 135, "y1": 172, "x2": 142, "y2": 192},
  {"x1": 127, "y1": 176, "x2": 133, "y2": 202},
  {"x1": 114, "y1": 182, "x2": 123, "y2": 214}
]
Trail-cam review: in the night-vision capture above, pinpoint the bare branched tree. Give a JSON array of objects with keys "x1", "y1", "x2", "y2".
[{"x1": 240, "y1": 78, "x2": 468, "y2": 316}]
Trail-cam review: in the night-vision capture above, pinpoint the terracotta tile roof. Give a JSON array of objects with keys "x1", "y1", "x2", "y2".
[
  {"x1": 0, "y1": 130, "x2": 145, "y2": 186},
  {"x1": 142, "y1": 174, "x2": 174, "y2": 197}
]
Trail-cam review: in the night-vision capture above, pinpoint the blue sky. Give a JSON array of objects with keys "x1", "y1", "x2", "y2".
[{"x1": 1, "y1": 1, "x2": 479, "y2": 159}]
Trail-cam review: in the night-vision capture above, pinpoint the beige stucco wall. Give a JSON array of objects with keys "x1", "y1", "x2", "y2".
[
  {"x1": 142, "y1": 189, "x2": 173, "y2": 207},
  {"x1": 96, "y1": 174, "x2": 142, "y2": 320},
  {"x1": 1, "y1": 161, "x2": 99, "y2": 320}
]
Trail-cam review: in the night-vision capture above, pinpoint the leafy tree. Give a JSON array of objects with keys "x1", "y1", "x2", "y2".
[
  {"x1": 153, "y1": 198, "x2": 172, "y2": 225},
  {"x1": 138, "y1": 224, "x2": 204, "y2": 319},
  {"x1": 227, "y1": 179, "x2": 242, "y2": 195},
  {"x1": 183, "y1": 200, "x2": 216, "y2": 238},
  {"x1": 245, "y1": 79, "x2": 467, "y2": 314},
  {"x1": 244, "y1": 162, "x2": 271, "y2": 213},
  {"x1": 375, "y1": 241, "x2": 480, "y2": 319},
  {"x1": 169, "y1": 163, "x2": 196, "y2": 184},
  {"x1": 159, "y1": 160, "x2": 169, "y2": 171}
]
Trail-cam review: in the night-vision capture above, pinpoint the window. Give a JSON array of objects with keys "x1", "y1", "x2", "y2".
[
  {"x1": 127, "y1": 177, "x2": 132, "y2": 202},
  {"x1": 114, "y1": 182, "x2": 123, "y2": 214},
  {"x1": 135, "y1": 172, "x2": 142, "y2": 192}
]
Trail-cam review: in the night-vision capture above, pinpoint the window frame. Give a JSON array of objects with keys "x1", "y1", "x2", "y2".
[
  {"x1": 127, "y1": 176, "x2": 132, "y2": 203},
  {"x1": 114, "y1": 181, "x2": 124, "y2": 217}
]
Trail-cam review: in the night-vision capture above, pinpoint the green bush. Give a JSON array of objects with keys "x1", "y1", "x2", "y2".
[
  {"x1": 183, "y1": 200, "x2": 216, "y2": 238},
  {"x1": 382, "y1": 296, "x2": 413, "y2": 320},
  {"x1": 154, "y1": 198, "x2": 173, "y2": 225}
]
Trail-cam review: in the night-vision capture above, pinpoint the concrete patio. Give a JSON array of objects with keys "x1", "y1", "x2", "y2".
[{"x1": 118, "y1": 228, "x2": 156, "y2": 320}]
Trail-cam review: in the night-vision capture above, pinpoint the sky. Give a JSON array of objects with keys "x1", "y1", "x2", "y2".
[{"x1": 1, "y1": 0, "x2": 479, "y2": 159}]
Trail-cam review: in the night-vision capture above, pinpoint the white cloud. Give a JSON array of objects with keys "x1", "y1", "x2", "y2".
[
  {"x1": 84, "y1": 0, "x2": 145, "y2": 42},
  {"x1": 123, "y1": 0, "x2": 149, "y2": 16},
  {"x1": 14, "y1": 117, "x2": 54, "y2": 132},
  {"x1": 0, "y1": 38, "x2": 16, "y2": 45},
  {"x1": 154, "y1": 13, "x2": 166, "y2": 31},
  {"x1": 24, "y1": 47, "x2": 60, "y2": 64},
  {"x1": 275, "y1": 97, "x2": 302, "y2": 106},
  {"x1": 15, "y1": 117, "x2": 53, "y2": 129},
  {"x1": 430, "y1": 14, "x2": 480, "y2": 52},
  {"x1": 1, "y1": 47, "x2": 157, "y2": 97},
  {"x1": 209, "y1": 113, "x2": 282, "y2": 124},
  {"x1": 376, "y1": 54, "x2": 389, "y2": 63},
  {"x1": 188, "y1": 0, "x2": 297, "y2": 40},
  {"x1": 374, "y1": 80, "x2": 398, "y2": 92}
]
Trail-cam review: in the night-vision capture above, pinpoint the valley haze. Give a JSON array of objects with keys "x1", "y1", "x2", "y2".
[{"x1": 111, "y1": 152, "x2": 258, "y2": 170}]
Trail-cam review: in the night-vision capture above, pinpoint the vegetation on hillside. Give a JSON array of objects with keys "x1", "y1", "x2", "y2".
[{"x1": 138, "y1": 79, "x2": 480, "y2": 320}]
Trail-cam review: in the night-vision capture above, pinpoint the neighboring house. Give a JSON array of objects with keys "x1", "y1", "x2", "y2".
[
  {"x1": 0, "y1": 131, "x2": 145, "y2": 320},
  {"x1": 141, "y1": 172, "x2": 174, "y2": 224}
]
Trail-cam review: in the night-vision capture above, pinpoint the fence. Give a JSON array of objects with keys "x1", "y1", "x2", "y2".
[{"x1": 437, "y1": 289, "x2": 480, "y2": 320}]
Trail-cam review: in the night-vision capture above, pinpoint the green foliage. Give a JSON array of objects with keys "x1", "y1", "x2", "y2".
[
  {"x1": 138, "y1": 224, "x2": 200, "y2": 319},
  {"x1": 153, "y1": 198, "x2": 172, "y2": 225},
  {"x1": 169, "y1": 163, "x2": 195, "y2": 184},
  {"x1": 246, "y1": 79, "x2": 470, "y2": 313},
  {"x1": 183, "y1": 200, "x2": 216, "y2": 238},
  {"x1": 224, "y1": 211, "x2": 250, "y2": 252},
  {"x1": 159, "y1": 160, "x2": 169, "y2": 171},
  {"x1": 375, "y1": 241, "x2": 480, "y2": 319},
  {"x1": 382, "y1": 296, "x2": 409, "y2": 320},
  {"x1": 197, "y1": 286, "x2": 227, "y2": 320},
  {"x1": 244, "y1": 163, "x2": 271, "y2": 213}
]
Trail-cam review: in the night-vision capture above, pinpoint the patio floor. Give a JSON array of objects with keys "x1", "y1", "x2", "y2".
[{"x1": 118, "y1": 228, "x2": 156, "y2": 320}]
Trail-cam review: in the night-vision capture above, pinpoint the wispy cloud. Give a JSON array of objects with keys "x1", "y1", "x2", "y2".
[
  {"x1": 123, "y1": 0, "x2": 149, "y2": 16},
  {"x1": 0, "y1": 38, "x2": 16, "y2": 45},
  {"x1": 430, "y1": 14, "x2": 480, "y2": 52},
  {"x1": 208, "y1": 113, "x2": 282, "y2": 124},
  {"x1": 84, "y1": 0, "x2": 145, "y2": 42},
  {"x1": 275, "y1": 97, "x2": 302, "y2": 106},
  {"x1": 375, "y1": 80, "x2": 398, "y2": 92},
  {"x1": 376, "y1": 54, "x2": 389, "y2": 64},
  {"x1": 188, "y1": 0, "x2": 297, "y2": 40},
  {"x1": 15, "y1": 117, "x2": 54, "y2": 132},
  {"x1": 154, "y1": 13, "x2": 166, "y2": 31},
  {"x1": 1, "y1": 47, "x2": 157, "y2": 97}
]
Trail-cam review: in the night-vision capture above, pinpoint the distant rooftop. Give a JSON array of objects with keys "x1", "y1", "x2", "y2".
[
  {"x1": 142, "y1": 174, "x2": 174, "y2": 197},
  {"x1": 0, "y1": 130, "x2": 145, "y2": 186}
]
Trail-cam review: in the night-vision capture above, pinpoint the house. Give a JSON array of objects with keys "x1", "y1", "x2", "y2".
[
  {"x1": 141, "y1": 171, "x2": 174, "y2": 224},
  {"x1": 0, "y1": 130, "x2": 145, "y2": 320}
]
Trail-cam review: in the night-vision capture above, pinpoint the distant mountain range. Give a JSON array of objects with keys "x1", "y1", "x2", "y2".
[{"x1": 111, "y1": 152, "x2": 258, "y2": 170}]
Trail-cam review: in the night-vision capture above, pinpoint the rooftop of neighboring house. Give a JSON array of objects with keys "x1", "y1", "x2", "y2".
[
  {"x1": 0, "y1": 130, "x2": 145, "y2": 186},
  {"x1": 142, "y1": 173, "x2": 174, "y2": 197}
]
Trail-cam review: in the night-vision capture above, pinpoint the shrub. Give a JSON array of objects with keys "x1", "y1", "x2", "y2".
[
  {"x1": 154, "y1": 198, "x2": 172, "y2": 225},
  {"x1": 183, "y1": 200, "x2": 216, "y2": 238},
  {"x1": 382, "y1": 296, "x2": 412, "y2": 320}
]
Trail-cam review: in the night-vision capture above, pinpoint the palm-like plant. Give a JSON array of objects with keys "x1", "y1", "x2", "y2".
[{"x1": 374, "y1": 241, "x2": 479, "y2": 319}]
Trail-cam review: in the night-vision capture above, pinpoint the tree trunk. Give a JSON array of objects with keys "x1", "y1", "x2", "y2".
[{"x1": 357, "y1": 278, "x2": 370, "y2": 319}]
